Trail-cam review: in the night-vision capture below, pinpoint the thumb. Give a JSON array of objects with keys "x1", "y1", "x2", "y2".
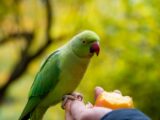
[{"x1": 94, "y1": 86, "x2": 104, "y2": 100}]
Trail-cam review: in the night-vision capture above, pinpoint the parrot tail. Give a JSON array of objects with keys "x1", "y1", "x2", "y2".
[
  {"x1": 19, "y1": 100, "x2": 34, "y2": 120},
  {"x1": 19, "y1": 97, "x2": 41, "y2": 120},
  {"x1": 30, "y1": 107, "x2": 47, "y2": 120}
]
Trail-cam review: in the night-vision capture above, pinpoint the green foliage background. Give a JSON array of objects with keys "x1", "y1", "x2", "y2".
[{"x1": 0, "y1": 0, "x2": 160, "y2": 120}]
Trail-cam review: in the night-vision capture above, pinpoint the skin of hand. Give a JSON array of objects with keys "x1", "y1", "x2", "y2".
[{"x1": 65, "y1": 87, "x2": 112, "y2": 120}]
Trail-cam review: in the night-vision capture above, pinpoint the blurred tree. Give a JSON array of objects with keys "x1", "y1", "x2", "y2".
[{"x1": 0, "y1": 0, "x2": 54, "y2": 102}]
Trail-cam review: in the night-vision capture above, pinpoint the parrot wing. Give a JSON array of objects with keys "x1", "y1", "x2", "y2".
[
  {"x1": 19, "y1": 50, "x2": 60, "y2": 120},
  {"x1": 29, "y1": 50, "x2": 60, "y2": 97}
]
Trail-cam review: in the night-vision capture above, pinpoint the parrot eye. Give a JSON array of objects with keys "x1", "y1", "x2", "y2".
[{"x1": 82, "y1": 40, "x2": 86, "y2": 44}]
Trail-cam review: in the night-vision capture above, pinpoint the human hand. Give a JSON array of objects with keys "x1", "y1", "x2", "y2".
[{"x1": 64, "y1": 87, "x2": 112, "y2": 120}]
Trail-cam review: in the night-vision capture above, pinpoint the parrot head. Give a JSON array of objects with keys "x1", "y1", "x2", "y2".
[{"x1": 71, "y1": 30, "x2": 100, "y2": 58}]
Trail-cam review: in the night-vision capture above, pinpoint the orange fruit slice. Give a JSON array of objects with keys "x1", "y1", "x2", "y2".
[{"x1": 95, "y1": 91, "x2": 134, "y2": 109}]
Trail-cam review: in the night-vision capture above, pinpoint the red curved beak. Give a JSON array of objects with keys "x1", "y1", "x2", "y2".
[{"x1": 90, "y1": 42, "x2": 100, "y2": 56}]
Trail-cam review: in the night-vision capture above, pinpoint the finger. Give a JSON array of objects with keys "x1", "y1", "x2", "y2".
[
  {"x1": 69, "y1": 100, "x2": 87, "y2": 120},
  {"x1": 64, "y1": 99, "x2": 72, "y2": 111},
  {"x1": 95, "y1": 86, "x2": 104, "y2": 100},
  {"x1": 65, "y1": 110, "x2": 74, "y2": 120},
  {"x1": 86, "y1": 102, "x2": 93, "y2": 108}
]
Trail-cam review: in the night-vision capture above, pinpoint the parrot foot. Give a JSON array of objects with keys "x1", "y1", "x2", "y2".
[{"x1": 61, "y1": 92, "x2": 83, "y2": 109}]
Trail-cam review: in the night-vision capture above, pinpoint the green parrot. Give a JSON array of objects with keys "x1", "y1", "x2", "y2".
[{"x1": 19, "y1": 30, "x2": 100, "y2": 120}]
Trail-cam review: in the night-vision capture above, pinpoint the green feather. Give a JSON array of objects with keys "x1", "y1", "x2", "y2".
[
  {"x1": 29, "y1": 51, "x2": 60, "y2": 97},
  {"x1": 18, "y1": 97, "x2": 41, "y2": 120},
  {"x1": 19, "y1": 51, "x2": 60, "y2": 120}
]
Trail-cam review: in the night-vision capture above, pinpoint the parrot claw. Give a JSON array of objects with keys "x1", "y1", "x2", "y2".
[
  {"x1": 71, "y1": 92, "x2": 83, "y2": 101},
  {"x1": 61, "y1": 92, "x2": 83, "y2": 109}
]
